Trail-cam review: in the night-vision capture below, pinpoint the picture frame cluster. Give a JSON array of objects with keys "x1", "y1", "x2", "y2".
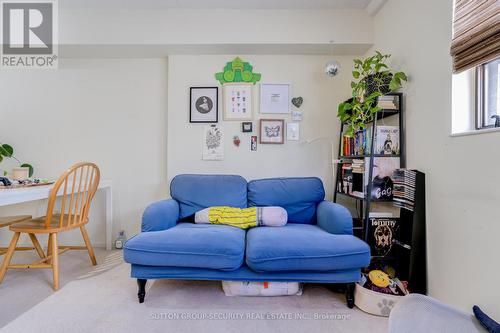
[{"x1": 190, "y1": 59, "x2": 303, "y2": 157}]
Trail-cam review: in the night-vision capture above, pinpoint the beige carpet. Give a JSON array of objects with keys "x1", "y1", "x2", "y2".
[
  {"x1": 0, "y1": 248, "x2": 122, "y2": 327},
  {"x1": 0, "y1": 257, "x2": 388, "y2": 333}
]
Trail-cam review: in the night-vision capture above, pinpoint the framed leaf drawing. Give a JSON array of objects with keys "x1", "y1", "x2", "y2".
[{"x1": 202, "y1": 125, "x2": 224, "y2": 160}]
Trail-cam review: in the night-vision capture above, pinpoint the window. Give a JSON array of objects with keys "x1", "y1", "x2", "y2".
[
  {"x1": 477, "y1": 58, "x2": 500, "y2": 129},
  {"x1": 450, "y1": 0, "x2": 499, "y2": 135}
]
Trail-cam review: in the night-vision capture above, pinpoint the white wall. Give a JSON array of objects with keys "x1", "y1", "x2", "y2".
[
  {"x1": 1, "y1": 4, "x2": 373, "y2": 246},
  {"x1": 0, "y1": 59, "x2": 168, "y2": 246},
  {"x1": 0, "y1": 54, "x2": 357, "y2": 246},
  {"x1": 58, "y1": 9, "x2": 373, "y2": 46},
  {"x1": 371, "y1": 0, "x2": 500, "y2": 317},
  {"x1": 167, "y1": 55, "x2": 354, "y2": 197}
]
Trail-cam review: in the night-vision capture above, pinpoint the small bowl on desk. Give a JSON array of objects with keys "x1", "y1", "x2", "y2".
[{"x1": 11, "y1": 167, "x2": 30, "y2": 181}]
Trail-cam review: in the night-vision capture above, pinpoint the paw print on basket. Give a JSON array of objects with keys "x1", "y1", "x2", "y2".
[{"x1": 377, "y1": 299, "x2": 395, "y2": 316}]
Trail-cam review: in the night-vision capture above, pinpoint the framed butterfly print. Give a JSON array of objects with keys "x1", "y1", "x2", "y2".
[{"x1": 259, "y1": 119, "x2": 284, "y2": 144}]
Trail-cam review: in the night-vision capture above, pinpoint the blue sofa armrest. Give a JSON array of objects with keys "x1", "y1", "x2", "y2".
[
  {"x1": 141, "y1": 199, "x2": 179, "y2": 232},
  {"x1": 316, "y1": 201, "x2": 353, "y2": 235}
]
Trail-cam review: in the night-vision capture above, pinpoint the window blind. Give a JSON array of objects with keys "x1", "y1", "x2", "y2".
[{"x1": 450, "y1": 0, "x2": 500, "y2": 73}]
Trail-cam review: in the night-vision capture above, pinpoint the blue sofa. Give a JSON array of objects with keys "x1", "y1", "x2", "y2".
[{"x1": 124, "y1": 174, "x2": 370, "y2": 307}]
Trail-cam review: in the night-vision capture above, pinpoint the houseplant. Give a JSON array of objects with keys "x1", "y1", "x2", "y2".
[
  {"x1": 338, "y1": 51, "x2": 407, "y2": 137},
  {"x1": 0, "y1": 143, "x2": 34, "y2": 177}
]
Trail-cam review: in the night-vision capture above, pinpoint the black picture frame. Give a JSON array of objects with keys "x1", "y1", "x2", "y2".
[
  {"x1": 190, "y1": 87, "x2": 218, "y2": 123},
  {"x1": 242, "y1": 122, "x2": 253, "y2": 133}
]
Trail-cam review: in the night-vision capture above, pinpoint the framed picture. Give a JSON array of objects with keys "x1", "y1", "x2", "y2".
[
  {"x1": 251, "y1": 136, "x2": 257, "y2": 151},
  {"x1": 259, "y1": 119, "x2": 284, "y2": 144},
  {"x1": 202, "y1": 125, "x2": 224, "y2": 160},
  {"x1": 223, "y1": 83, "x2": 252, "y2": 121},
  {"x1": 287, "y1": 122, "x2": 300, "y2": 141},
  {"x1": 260, "y1": 83, "x2": 290, "y2": 114},
  {"x1": 242, "y1": 122, "x2": 253, "y2": 133},
  {"x1": 190, "y1": 87, "x2": 218, "y2": 123}
]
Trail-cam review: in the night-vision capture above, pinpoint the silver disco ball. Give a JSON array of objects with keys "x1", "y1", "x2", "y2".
[{"x1": 325, "y1": 60, "x2": 340, "y2": 77}]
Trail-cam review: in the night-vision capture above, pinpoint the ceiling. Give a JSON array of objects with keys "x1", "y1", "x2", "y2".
[{"x1": 60, "y1": 0, "x2": 375, "y2": 10}]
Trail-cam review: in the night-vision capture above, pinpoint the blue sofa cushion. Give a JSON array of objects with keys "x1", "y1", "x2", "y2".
[
  {"x1": 246, "y1": 224, "x2": 370, "y2": 272},
  {"x1": 247, "y1": 177, "x2": 325, "y2": 224},
  {"x1": 170, "y1": 174, "x2": 248, "y2": 219},
  {"x1": 124, "y1": 223, "x2": 245, "y2": 271}
]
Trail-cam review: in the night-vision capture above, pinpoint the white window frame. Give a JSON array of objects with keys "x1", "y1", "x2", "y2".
[
  {"x1": 475, "y1": 58, "x2": 499, "y2": 130},
  {"x1": 451, "y1": 57, "x2": 500, "y2": 137}
]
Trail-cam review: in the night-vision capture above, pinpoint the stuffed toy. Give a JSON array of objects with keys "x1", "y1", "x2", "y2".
[{"x1": 194, "y1": 206, "x2": 287, "y2": 229}]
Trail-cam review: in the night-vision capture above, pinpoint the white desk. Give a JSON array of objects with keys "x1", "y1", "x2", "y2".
[{"x1": 0, "y1": 180, "x2": 113, "y2": 250}]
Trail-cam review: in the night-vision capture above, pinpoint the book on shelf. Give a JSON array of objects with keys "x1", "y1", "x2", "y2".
[
  {"x1": 342, "y1": 125, "x2": 401, "y2": 157},
  {"x1": 342, "y1": 136, "x2": 351, "y2": 156},
  {"x1": 341, "y1": 128, "x2": 372, "y2": 157},
  {"x1": 365, "y1": 157, "x2": 400, "y2": 200},
  {"x1": 351, "y1": 159, "x2": 365, "y2": 173},
  {"x1": 378, "y1": 95, "x2": 398, "y2": 101},
  {"x1": 375, "y1": 126, "x2": 400, "y2": 155},
  {"x1": 354, "y1": 131, "x2": 363, "y2": 155},
  {"x1": 369, "y1": 212, "x2": 394, "y2": 218},
  {"x1": 338, "y1": 157, "x2": 401, "y2": 200},
  {"x1": 337, "y1": 161, "x2": 367, "y2": 197},
  {"x1": 351, "y1": 191, "x2": 365, "y2": 198},
  {"x1": 377, "y1": 95, "x2": 399, "y2": 110},
  {"x1": 339, "y1": 163, "x2": 353, "y2": 194}
]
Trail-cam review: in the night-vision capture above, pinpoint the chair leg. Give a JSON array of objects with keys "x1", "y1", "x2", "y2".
[
  {"x1": 50, "y1": 233, "x2": 59, "y2": 291},
  {"x1": 0, "y1": 232, "x2": 20, "y2": 283},
  {"x1": 80, "y1": 226, "x2": 97, "y2": 266},
  {"x1": 28, "y1": 233, "x2": 46, "y2": 259},
  {"x1": 47, "y1": 235, "x2": 53, "y2": 264}
]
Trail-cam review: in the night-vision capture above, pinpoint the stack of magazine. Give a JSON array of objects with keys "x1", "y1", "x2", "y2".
[
  {"x1": 392, "y1": 169, "x2": 416, "y2": 211},
  {"x1": 377, "y1": 95, "x2": 399, "y2": 110}
]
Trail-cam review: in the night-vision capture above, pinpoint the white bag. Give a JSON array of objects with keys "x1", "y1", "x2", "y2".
[{"x1": 222, "y1": 281, "x2": 303, "y2": 296}]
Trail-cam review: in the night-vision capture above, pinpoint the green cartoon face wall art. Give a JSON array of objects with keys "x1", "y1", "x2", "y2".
[{"x1": 215, "y1": 57, "x2": 261, "y2": 85}]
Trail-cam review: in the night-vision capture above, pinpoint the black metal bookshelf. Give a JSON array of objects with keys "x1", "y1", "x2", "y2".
[
  {"x1": 333, "y1": 93, "x2": 428, "y2": 294},
  {"x1": 334, "y1": 92, "x2": 405, "y2": 241}
]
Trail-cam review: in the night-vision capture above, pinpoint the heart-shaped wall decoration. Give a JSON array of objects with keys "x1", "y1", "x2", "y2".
[{"x1": 292, "y1": 97, "x2": 303, "y2": 108}]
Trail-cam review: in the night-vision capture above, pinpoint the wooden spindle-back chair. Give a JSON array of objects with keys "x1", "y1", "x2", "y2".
[
  {"x1": 0, "y1": 162, "x2": 101, "y2": 290},
  {"x1": 0, "y1": 216, "x2": 32, "y2": 255}
]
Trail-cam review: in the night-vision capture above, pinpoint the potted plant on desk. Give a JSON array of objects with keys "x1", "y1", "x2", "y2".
[
  {"x1": 338, "y1": 51, "x2": 407, "y2": 137},
  {"x1": 0, "y1": 143, "x2": 34, "y2": 179}
]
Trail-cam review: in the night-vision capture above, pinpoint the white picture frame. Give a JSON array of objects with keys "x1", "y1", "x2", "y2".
[
  {"x1": 260, "y1": 83, "x2": 291, "y2": 114},
  {"x1": 287, "y1": 122, "x2": 300, "y2": 141},
  {"x1": 223, "y1": 83, "x2": 253, "y2": 121}
]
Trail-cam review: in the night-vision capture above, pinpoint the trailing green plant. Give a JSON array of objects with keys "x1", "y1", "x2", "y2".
[
  {"x1": 338, "y1": 51, "x2": 407, "y2": 137},
  {"x1": 0, "y1": 143, "x2": 34, "y2": 177}
]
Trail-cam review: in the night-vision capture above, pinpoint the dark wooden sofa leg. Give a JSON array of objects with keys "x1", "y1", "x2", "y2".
[
  {"x1": 137, "y1": 279, "x2": 147, "y2": 303},
  {"x1": 346, "y1": 283, "x2": 355, "y2": 309}
]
